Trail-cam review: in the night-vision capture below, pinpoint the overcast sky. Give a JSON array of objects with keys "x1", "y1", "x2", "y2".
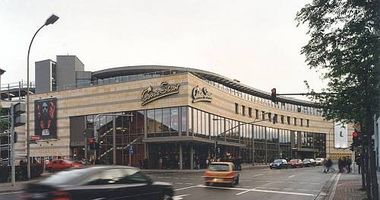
[{"x1": 0, "y1": 0, "x2": 325, "y2": 99}]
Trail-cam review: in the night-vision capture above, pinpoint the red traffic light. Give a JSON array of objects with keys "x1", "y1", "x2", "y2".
[{"x1": 352, "y1": 131, "x2": 358, "y2": 138}]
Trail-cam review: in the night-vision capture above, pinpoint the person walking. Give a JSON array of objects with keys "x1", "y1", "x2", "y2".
[
  {"x1": 355, "y1": 156, "x2": 361, "y2": 174},
  {"x1": 346, "y1": 156, "x2": 352, "y2": 173},
  {"x1": 324, "y1": 158, "x2": 333, "y2": 173},
  {"x1": 338, "y1": 158, "x2": 343, "y2": 173}
]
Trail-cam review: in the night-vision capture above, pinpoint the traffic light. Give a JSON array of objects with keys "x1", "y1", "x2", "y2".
[
  {"x1": 352, "y1": 130, "x2": 362, "y2": 147},
  {"x1": 13, "y1": 102, "x2": 26, "y2": 127},
  {"x1": 270, "y1": 88, "x2": 277, "y2": 103}
]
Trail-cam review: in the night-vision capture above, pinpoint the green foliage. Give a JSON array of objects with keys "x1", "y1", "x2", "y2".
[{"x1": 296, "y1": 0, "x2": 380, "y2": 124}]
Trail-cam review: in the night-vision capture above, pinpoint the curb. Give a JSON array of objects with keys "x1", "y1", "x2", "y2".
[{"x1": 316, "y1": 172, "x2": 339, "y2": 200}]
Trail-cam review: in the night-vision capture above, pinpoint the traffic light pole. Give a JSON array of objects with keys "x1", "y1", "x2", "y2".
[{"x1": 10, "y1": 104, "x2": 15, "y2": 186}]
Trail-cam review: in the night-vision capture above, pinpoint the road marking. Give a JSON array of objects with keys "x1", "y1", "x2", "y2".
[
  {"x1": 328, "y1": 173, "x2": 341, "y2": 200},
  {"x1": 0, "y1": 191, "x2": 22, "y2": 195},
  {"x1": 250, "y1": 188, "x2": 315, "y2": 197},
  {"x1": 175, "y1": 185, "x2": 198, "y2": 191},
  {"x1": 236, "y1": 190, "x2": 250, "y2": 196},
  {"x1": 252, "y1": 174, "x2": 264, "y2": 178},
  {"x1": 288, "y1": 175, "x2": 295, "y2": 178},
  {"x1": 173, "y1": 194, "x2": 189, "y2": 200}
]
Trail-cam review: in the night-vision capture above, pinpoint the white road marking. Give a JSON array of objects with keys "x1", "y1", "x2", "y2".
[
  {"x1": 288, "y1": 175, "x2": 295, "y2": 178},
  {"x1": 173, "y1": 194, "x2": 190, "y2": 200},
  {"x1": 250, "y1": 188, "x2": 315, "y2": 197},
  {"x1": 236, "y1": 190, "x2": 250, "y2": 196},
  {"x1": 175, "y1": 185, "x2": 198, "y2": 191},
  {"x1": 252, "y1": 174, "x2": 264, "y2": 178},
  {"x1": 0, "y1": 191, "x2": 22, "y2": 195},
  {"x1": 328, "y1": 173, "x2": 341, "y2": 200}
]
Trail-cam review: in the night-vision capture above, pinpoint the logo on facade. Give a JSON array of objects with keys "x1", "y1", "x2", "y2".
[
  {"x1": 192, "y1": 86, "x2": 212, "y2": 103},
  {"x1": 141, "y1": 82, "x2": 181, "y2": 106}
]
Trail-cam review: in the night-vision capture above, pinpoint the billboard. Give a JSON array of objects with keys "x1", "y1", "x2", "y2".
[
  {"x1": 334, "y1": 121, "x2": 348, "y2": 149},
  {"x1": 34, "y1": 98, "x2": 57, "y2": 139}
]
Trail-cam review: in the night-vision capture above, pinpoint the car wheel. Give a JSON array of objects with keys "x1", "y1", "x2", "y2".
[{"x1": 205, "y1": 182, "x2": 210, "y2": 186}]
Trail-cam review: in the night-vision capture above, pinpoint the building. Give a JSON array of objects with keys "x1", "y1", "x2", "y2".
[{"x1": 8, "y1": 56, "x2": 354, "y2": 169}]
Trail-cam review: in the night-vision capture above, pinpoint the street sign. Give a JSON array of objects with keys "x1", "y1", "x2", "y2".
[{"x1": 129, "y1": 146, "x2": 133, "y2": 155}]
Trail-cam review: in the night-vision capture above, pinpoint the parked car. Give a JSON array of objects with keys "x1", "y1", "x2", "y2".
[
  {"x1": 303, "y1": 158, "x2": 316, "y2": 167},
  {"x1": 203, "y1": 162, "x2": 239, "y2": 186},
  {"x1": 288, "y1": 159, "x2": 304, "y2": 168},
  {"x1": 45, "y1": 159, "x2": 82, "y2": 172},
  {"x1": 315, "y1": 158, "x2": 325, "y2": 166},
  {"x1": 269, "y1": 159, "x2": 288, "y2": 169},
  {"x1": 21, "y1": 165, "x2": 174, "y2": 200}
]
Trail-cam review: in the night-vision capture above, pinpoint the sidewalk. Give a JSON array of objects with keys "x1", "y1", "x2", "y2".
[
  {"x1": 327, "y1": 171, "x2": 380, "y2": 200},
  {"x1": 0, "y1": 174, "x2": 47, "y2": 194}
]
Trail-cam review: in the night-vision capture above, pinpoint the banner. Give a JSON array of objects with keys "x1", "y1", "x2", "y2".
[
  {"x1": 34, "y1": 98, "x2": 57, "y2": 139},
  {"x1": 334, "y1": 121, "x2": 348, "y2": 149}
]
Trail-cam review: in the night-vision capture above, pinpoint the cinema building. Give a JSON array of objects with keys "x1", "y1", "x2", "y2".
[{"x1": 23, "y1": 55, "x2": 353, "y2": 169}]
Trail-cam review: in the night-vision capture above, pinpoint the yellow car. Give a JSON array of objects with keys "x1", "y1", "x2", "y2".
[{"x1": 203, "y1": 162, "x2": 239, "y2": 186}]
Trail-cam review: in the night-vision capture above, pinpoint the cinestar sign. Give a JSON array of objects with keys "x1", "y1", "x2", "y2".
[
  {"x1": 192, "y1": 86, "x2": 212, "y2": 103},
  {"x1": 141, "y1": 82, "x2": 181, "y2": 106}
]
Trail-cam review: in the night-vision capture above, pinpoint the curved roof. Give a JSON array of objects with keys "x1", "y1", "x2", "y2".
[{"x1": 92, "y1": 65, "x2": 315, "y2": 107}]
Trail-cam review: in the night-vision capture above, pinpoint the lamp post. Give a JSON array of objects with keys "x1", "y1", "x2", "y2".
[{"x1": 26, "y1": 14, "x2": 59, "y2": 179}]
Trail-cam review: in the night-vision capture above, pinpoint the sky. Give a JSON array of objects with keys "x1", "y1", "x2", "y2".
[{"x1": 0, "y1": 0, "x2": 325, "y2": 99}]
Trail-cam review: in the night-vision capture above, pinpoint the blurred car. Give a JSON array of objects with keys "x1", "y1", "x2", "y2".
[
  {"x1": 269, "y1": 159, "x2": 288, "y2": 169},
  {"x1": 303, "y1": 158, "x2": 316, "y2": 167},
  {"x1": 288, "y1": 159, "x2": 304, "y2": 168},
  {"x1": 315, "y1": 158, "x2": 325, "y2": 166},
  {"x1": 45, "y1": 159, "x2": 83, "y2": 172},
  {"x1": 203, "y1": 162, "x2": 239, "y2": 186},
  {"x1": 21, "y1": 165, "x2": 174, "y2": 200}
]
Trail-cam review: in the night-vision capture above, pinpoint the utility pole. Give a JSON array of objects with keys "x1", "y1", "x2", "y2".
[{"x1": 10, "y1": 104, "x2": 15, "y2": 186}]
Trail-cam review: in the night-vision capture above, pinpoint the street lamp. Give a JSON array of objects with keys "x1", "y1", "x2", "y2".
[{"x1": 26, "y1": 14, "x2": 59, "y2": 179}]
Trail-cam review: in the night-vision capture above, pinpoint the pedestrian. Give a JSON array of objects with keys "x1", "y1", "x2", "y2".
[
  {"x1": 338, "y1": 158, "x2": 343, "y2": 173},
  {"x1": 355, "y1": 156, "x2": 361, "y2": 174},
  {"x1": 346, "y1": 157, "x2": 352, "y2": 173},
  {"x1": 324, "y1": 158, "x2": 333, "y2": 173}
]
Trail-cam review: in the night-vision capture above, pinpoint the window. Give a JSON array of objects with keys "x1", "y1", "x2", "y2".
[
  {"x1": 300, "y1": 119, "x2": 303, "y2": 127},
  {"x1": 294, "y1": 117, "x2": 297, "y2": 126},
  {"x1": 242, "y1": 105, "x2": 246, "y2": 116},
  {"x1": 235, "y1": 103, "x2": 239, "y2": 114},
  {"x1": 255, "y1": 109, "x2": 259, "y2": 119},
  {"x1": 306, "y1": 119, "x2": 310, "y2": 127},
  {"x1": 281, "y1": 115, "x2": 284, "y2": 124},
  {"x1": 287, "y1": 116, "x2": 291, "y2": 125},
  {"x1": 262, "y1": 111, "x2": 266, "y2": 120},
  {"x1": 268, "y1": 113, "x2": 272, "y2": 122},
  {"x1": 248, "y1": 107, "x2": 252, "y2": 117}
]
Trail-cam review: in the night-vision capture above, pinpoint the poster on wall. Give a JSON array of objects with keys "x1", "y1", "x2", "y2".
[
  {"x1": 334, "y1": 121, "x2": 348, "y2": 149},
  {"x1": 35, "y1": 98, "x2": 57, "y2": 139}
]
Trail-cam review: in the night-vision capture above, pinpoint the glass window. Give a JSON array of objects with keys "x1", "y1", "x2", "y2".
[
  {"x1": 181, "y1": 107, "x2": 187, "y2": 134},
  {"x1": 188, "y1": 107, "x2": 193, "y2": 135},
  {"x1": 170, "y1": 107, "x2": 179, "y2": 134},
  {"x1": 248, "y1": 107, "x2": 252, "y2": 117},
  {"x1": 235, "y1": 103, "x2": 239, "y2": 114},
  {"x1": 155, "y1": 109, "x2": 163, "y2": 133},
  {"x1": 242, "y1": 105, "x2": 245, "y2": 116},
  {"x1": 147, "y1": 110, "x2": 155, "y2": 135},
  {"x1": 162, "y1": 108, "x2": 170, "y2": 133}
]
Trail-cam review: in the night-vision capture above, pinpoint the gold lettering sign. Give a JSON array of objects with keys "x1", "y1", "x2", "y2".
[
  {"x1": 141, "y1": 82, "x2": 181, "y2": 106},
  {"x1": 192, "y1": 86, "x2": 212, "y2": 103}
]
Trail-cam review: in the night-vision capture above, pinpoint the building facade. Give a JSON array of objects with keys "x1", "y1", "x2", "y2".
[{"x1": 14, "y1": 57, "x2": 354, "y2": 169}]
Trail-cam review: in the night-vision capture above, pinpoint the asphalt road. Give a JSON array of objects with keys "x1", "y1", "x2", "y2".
[
  {"x1": 147, "y1": 166, "x2": 333, "y2": 200},
  {"x1": 0, "y1": 166, "x2": 333, "y2": 200}
]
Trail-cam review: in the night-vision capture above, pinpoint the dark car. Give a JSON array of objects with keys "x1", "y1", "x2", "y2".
[
  {"x1": 21, "y1": 166, "x2": 174, "y2": 200},
  {"x1": 269, "y1": 159, "x2": 288, "y2": 169}
]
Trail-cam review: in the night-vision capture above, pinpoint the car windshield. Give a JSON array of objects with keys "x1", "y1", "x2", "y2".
[
  {"x1": 40, "y1": 168, "x2": 93, "y2": 185},
  {"x1": 208, "y1": 164, "x2": 230, "y2": 171},
  {"x1": 273, "y1": 159, "x2": 283, "y2": 163},
  {"x1": 289, "y1": 159, "x2": 297, "y2": 162}
]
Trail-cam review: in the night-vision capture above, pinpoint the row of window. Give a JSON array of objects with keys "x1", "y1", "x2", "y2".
[
  {"x1": 204, "y1": 79, "x2": 323, "y2": 116},
  {"x1": 235, "y1": 103, "x2": 310, "y2": 127}
]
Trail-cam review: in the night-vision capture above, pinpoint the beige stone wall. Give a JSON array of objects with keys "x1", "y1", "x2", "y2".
[{"x1": 17, "y1": 72, "x2": 353, "y2": 159}]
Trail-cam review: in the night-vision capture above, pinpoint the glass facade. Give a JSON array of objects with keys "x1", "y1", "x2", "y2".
[{"x1": 78, "y1": 106, "x2": 326, "y2": 169}]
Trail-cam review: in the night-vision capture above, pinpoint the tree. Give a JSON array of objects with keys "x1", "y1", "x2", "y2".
[{"x1": 296, "y1": 0, "x2": 379, "y2": 199}]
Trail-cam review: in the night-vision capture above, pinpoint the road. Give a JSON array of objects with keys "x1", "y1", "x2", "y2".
[
  {"x1": 0, "y1": 166, "x2": 333, "y2": 200},
  {"x1": 147, "y1": 166, "x2": 333, "y2": 200}
]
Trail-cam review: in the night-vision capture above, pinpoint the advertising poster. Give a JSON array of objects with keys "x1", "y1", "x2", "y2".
[
  {"x1": 34, "y1": 98, "x2": 57, "y2": 139},
  {"x1": 334, "y1": 121, "x2": 348, "y2": 149}
]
